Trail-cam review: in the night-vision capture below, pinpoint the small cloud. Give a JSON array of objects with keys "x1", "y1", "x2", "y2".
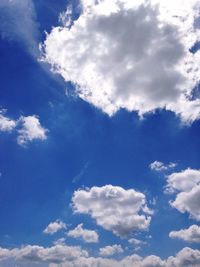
[
  {"x1": 149, "y1": 161, "x2": 177, "y2": 172},
  {"x1": 99, "y1": 244, "x2": 124, "y2": 257},
  {"x1": 0, "y1": 109, "x2": 17, "y2": 132},
  {"x1": 17, "y1": 115, "x2": 48, "y2": 146},
  {"x1": 67, "y1": 223, "x2": 99, "y2": 243},
  {"x1": 43, "y1": 220, "x2": 67, "y2": 235},
  {"x1": 128, "y1": 238, "x2": 147, "y2": 246}
]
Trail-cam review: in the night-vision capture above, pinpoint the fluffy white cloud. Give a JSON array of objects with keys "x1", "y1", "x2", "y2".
[
  {"x1": 169, "y1": 225, "x2": 200, "y2": 243},
  {"x1": 43, "y1": 220, "x2": 66, "y2": 235},
  {"x1": 71, "y1": 185, "x2": 152, "y2": 237},
  {"x1": 129, "y1": 237, "x2": 147, "y2": 246},
  {"x1": 0, "y1": 109, "x2": 48, "y2": 146},
  {"x1": 0, "y1": 0, "x2": 39, "y2": 56},
  {"x1": 99, "y1": 245, "x2": 123, "y2": 257},
  {"x1": 0, "y1": 244, "x2": 88, "y2": 264},
  {"x1": 166, "y1": 169, "x2": 200, "y2": 220},
  {"x1": 17, "y1": 115, "x2": 48, "y2": 145},
  {"x1": 0, "y1": 244, "x2": 199, "y2": 267},
  {"x1": 0, "y1": 110, "x2": 16, "y2": 132},
  {"x1": 43, "y1": 0, "x2": 200, "y2": 123},
  {"x1": 150, "y1": 161, "x2": 177, "y2": 172},
  {"x1": 50, "y1": 247, "x2": 200, "y2": 267},
  {"x1": 67, "y1": 223, "x2": 99, "y2": 243},
  {"x1": 166, "y1": 247, "x2": 200, "y2": 267}
]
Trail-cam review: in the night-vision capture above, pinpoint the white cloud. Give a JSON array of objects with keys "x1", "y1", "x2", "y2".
[
  {"x1": 43, "y1": 220, "x2": 66, "y2": 235},
  {"x1": 169, "y1": 225, "x2": 200, "y2": 243},
  {"x1": 0, "y1": 244, "x2": 88, "y2": 264},
  {"x1": 165, "y1": 169, "x2": 200, "y2": 193},
  {"x1": 99, "y1": 245, "x2": 123, "y2": 257},
  {"x1": 71, "y1": 185, "x2": 152, "y2": 238},
  {"x1": 166, "y1": 247, "x2": 200, "y2": 267},
  {"x1": 165, "y1": 168, "x2": 200, "y2": 221},
  {"x1": 67, "y1": 223, "x2": 99, "y2": 243},
  {"x1": 0, "y1": 244, "x2": 199, "y2": 267},
  {"x1": 17, "y1": 115, "x2": 48, "y2": 145},
  {"x1": 0, "y1": 110, "x2": 16, "y2": 132},
  {"x1": 0, "y1": 0, "x2": 39, "y2": 56},
  {"x1": 128, "y1": 237, "x2": 147, "y2": 246},
  {"x1": 43, "y1": 0, "x2": 200, "y2": 123},
  {"x1": 49, "y1": 247, "x2": 200, "y2": 267},
  {"x1": 150, "y1": 161, "x2": 177, "y2": 172}
]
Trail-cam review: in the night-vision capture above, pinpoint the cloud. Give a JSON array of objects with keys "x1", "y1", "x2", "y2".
[
  {"x1": 165, "y1": 168, "x2": 200, "y2": 221},
  {"x1": 0, "y1": 244, "x2": 88, "y2": 264},
  {"x1": 0, "y1": 109, "x2": 48, "y2": 146},
  {"x1": 42, "y1": 0, "x2": 200, "y2": 123},
  {"x1": 99, "y1": 245, "x2": 123, "y2": 257},
  {"x1": 0, "y1": 244, "x2": 199, "y2": 267},
  {"x1": 43, "y1": 220, "x2": 66, "y2": 235},
  {"x1": 166, "y1": 247, "x2": 200, "y2": 267},
  {"x1": 17, "y1": 115, "x2": 48, "y2": 145},
  {"x1": 169, "y1": 225, "x2": 200, "y2": 243},
  {"x1": 71, "y1": 185, "x2": 152, "y2": 238},
  {"x1": 150, "y1": 161, "x2": 177, "y2": 172},
  {"x1": 129, "y1": 237, "x2": 147, "y2": 246},
  {"x1": 67, "y1": 223, "x2": 99, "y2": 243},
  {"x1": 0, "y1": 110, "x2": 16, "y2": 132},
  {"x1": 0, "y1": 0, "x2": 39, "y2": 56}
]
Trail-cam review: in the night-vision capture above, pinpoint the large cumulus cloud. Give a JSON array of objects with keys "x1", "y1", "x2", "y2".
[
  {"x1": 42, "y1": 0, "x2": 200, "y2": 123},
  {"x1": 71, "y1": 185, "x2": 153, "y2": 237}
]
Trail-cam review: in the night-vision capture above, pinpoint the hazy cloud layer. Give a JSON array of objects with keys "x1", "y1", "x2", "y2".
[{"x1": 0, "y1": 0, "x2": 39, "y2": 56}]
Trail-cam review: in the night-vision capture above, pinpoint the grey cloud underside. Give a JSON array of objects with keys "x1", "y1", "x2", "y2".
[
  {"x1": 71, "y1": 185, "x2": 152, "y2": 237},
  {"x1": 0, "y1": 245, "x2": 200, "y2": 267},
  {"x1": 166, "y1": 169, "x2": 200, "y2": 221},
  {"x1": 43, "y1": 0, "x2": 200, "y2": 123}
]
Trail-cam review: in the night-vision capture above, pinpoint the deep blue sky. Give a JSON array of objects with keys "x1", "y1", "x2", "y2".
[{"x1": 0, "y1": 0, "x2": 200, "y2": 266}]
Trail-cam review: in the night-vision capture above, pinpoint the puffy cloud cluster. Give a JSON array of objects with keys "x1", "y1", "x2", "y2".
[
  {"x1": 0, "y1": 244, "x2": 88, "y2": 264},
  {"x1": 0, "y1": 110, "x2": 16, "y2": 132},
  {"x1": 0, "y1": 110, "x2": 48, "y2": 146},
  {"x1": 150, "y1": 161, "x2": 177, "y2": 172},
  {"x1": 169, "y1": 225, "x2": 200, "y2": 243},
  {"x1": 166, "y1": 169, "x2": 200, "y2": 221},
  {"x1": 71, "y1": 185, "x2": 153, "y2": 237},
  {"x1": 43, "y1": 220, "x2": 67, "y2": 235},
  {"x1": 43, "y1": 0, "x2": 200, "y2": 123},
  {"x1": 17, "y1": 115, "x2": 48, "y2": 145},
  {"x1": 67, "y1": 223, "x2": 99, "y2": 243},
  {"x1": 0, "y1": 244, "x2": 199, "y2": 267},
  {"x1": 99, "y1": 245, "x2": 123, "y2": 257}
]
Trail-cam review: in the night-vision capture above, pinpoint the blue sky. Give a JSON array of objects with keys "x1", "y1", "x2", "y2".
[{"x1": 0, "y1": 0, "x2": 200, "y2": 266}]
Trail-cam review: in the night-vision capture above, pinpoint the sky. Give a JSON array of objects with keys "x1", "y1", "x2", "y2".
[{"x1": 0, "y1": 0, "x2": 200, "y2": 266}]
